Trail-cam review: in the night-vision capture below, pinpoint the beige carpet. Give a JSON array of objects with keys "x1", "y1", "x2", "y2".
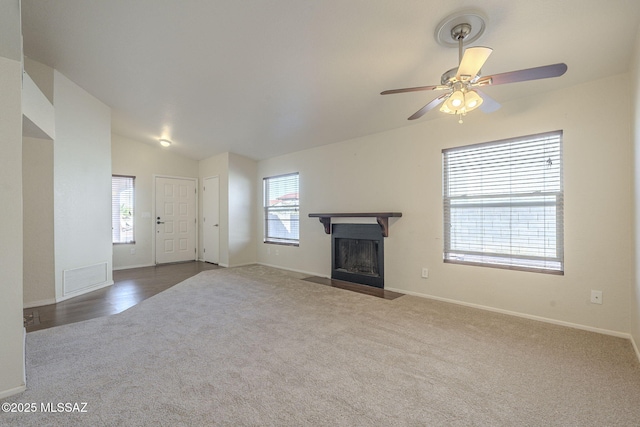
[{"x1": 2, "y1": 265, "x2": 640, "y2": 426}]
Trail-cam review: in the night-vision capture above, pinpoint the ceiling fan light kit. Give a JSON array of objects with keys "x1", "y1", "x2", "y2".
[{"x1": 381, "y1": 9, "x2": 567, "y2": 123}]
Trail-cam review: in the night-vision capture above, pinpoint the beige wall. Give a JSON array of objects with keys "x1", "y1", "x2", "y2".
[
  {"x1": 631, "y1": 24, "x2": 640, "y2": 355},
  {"x1": 23, "y1": 137, "x2": 55, "y2": 307},
  {"x1": 257, "y1": 75, "x2": 634, "y2": 335},
  {"x1": 112, "y1": 134, "x2": 199, "y2": 269},
  {"x1": 0, "y1": 0, "x2": 25, "y2": 399}
]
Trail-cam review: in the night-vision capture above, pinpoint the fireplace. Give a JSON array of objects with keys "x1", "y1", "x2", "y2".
[{"x1": 331, "y1": 224, "x2": 384, "y2": 288}]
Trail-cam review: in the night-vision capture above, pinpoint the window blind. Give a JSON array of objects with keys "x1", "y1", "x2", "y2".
[
  {"x1": 442, "y1": 131, "x2": 563, "y2": 274},
  {"x1": 112, "y1": 175, "x2": 135, "y2": 244},
  {"x1": 263, "y1": 172, "x2": 299, "y2": 245}
]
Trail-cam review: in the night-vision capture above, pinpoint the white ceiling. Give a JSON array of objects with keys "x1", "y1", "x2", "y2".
[{"x1": 21, "y1": 0, "x2": 640, "y2": 161}]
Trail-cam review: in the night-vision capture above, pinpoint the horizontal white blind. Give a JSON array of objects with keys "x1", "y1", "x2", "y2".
[
  {"x1": 443, "y1": 131, "x2": 563, "y2": 273},
  {"x1": 264, "y1": 172, "x2": 299, "y2": 245},
  {"x1": 112, "y1": 175, "x2": 135, "y2": 244}
]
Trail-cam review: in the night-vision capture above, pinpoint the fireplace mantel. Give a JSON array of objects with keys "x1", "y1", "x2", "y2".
[{"x1": 308, "y1": 212, "x2": 402, "y2": 237}]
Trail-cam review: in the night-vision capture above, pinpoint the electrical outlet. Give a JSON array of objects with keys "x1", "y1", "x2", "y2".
[
  {"x1": 421, "y1": 268, "x2": 429, "y2": 278},
  {"x1": 590, "y1": 290, "x2": 603, "y2": 305},
  {"x1": 130, "y1": 248, "x2": 136, "y2": 255}
]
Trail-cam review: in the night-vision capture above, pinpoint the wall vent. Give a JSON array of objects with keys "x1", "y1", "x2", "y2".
[{"x1": 63, "y1": 262, "x2": 108, "y2": 296}]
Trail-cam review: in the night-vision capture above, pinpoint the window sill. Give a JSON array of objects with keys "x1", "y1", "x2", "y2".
[
  {"x1": 264, "y1": 241, "x2": 299, "y2": 247},
  {"x1": 444, "y1": 259, "x2": 564, "y2": 275}
]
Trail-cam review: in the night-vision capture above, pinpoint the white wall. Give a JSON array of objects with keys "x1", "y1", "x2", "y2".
[
  {"x1": 0, "y1": 0, "x2": 25, "y2": 399},
  {"x1": 53, "y1": 70, "x2": 113, "y2": 300},
  {"x1": 23, "y1": 137, "x2": 55, "y2": 307},
  {"x1": 112, "y1": 134, "x2": 199, "y2": 269},
  {"x1": 257, "y1": 75, "x2": 634, "y2": 335}
]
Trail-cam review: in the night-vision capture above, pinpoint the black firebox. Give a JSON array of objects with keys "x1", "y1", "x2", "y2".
[{"x1": 331, "y1": 224, "x2": 384, "y2": 288}]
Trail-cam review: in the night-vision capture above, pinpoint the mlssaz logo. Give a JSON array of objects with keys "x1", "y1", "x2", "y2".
[{"x1": 40, "y1": 402, "x2": 88, "y2": 413}]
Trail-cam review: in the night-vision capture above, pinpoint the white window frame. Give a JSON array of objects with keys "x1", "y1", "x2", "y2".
[
  {"x1": 112, "y1": 175, "x2": 135, "y2": 244},
  {"x1": 263, "y1": 172, "x2": 300, "y2": 246},
  {"x1": 442, "y1": 131, "x2": 564, "y2": 274}
]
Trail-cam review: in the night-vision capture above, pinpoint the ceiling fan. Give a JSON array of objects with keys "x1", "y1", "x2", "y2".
[{"x1": 381, "y1": 12, "x2": 567, "y2": 123}]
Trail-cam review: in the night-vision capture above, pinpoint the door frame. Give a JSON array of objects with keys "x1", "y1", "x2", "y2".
[
  {"x1": 152, "y1": 175, "x2": 199, "y2": 264},
  {"x1": 202, "y1": 175, "x2": 220, "y2": 264}
]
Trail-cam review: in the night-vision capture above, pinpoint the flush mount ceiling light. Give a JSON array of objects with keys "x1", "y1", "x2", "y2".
[
  {"x1": 381, "y1": 9, "x2": 567, "y2": 123},
  {"x1": 159, "y1": 139, "x2": 171, "y2": 147}
]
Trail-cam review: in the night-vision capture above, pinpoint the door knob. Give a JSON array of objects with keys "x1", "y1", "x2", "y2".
[
  {"x1": 157, "y1": 221, "x2": 165, "y2": 224},
  {"x1": 214, "y1": 224, "x2": 219, "y2": 227}
]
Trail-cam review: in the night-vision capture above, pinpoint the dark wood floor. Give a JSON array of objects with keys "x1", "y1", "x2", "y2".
[{"x1": 23, "y1": 261, "x2": 221, "y2": 332}]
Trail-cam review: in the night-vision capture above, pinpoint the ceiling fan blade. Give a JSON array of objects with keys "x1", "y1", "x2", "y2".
[
  {"x1": 456, "y1": 47, "x2": 493, "y2": 81},
  {"x1": 408, "y1": 94, "x2": 449, "y2": 120},
  {"x1": 381, "y1": 84, "x2": 444, "y2": 95},
  {"x1": 476, "y1": 90, "x2": 501, "y2": 113},
  {"x1": 477, "y1": 63, "x2": 567, "y2": 86}
]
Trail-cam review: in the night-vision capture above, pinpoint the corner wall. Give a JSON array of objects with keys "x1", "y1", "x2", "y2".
[
  {"x1": 257, "y1": 75, "x2": 634, "y2": 335},
  {"x1": 23, "y1": 137, "x2": 55, "y2": 307},
  {"x1": 199, "y1": 152, "x2": 257, "y2": 267},
  {"x1": 199, "y1": 152, "x2": 230, "y2": 266},
  {"x1": 0, "y1": 0, "x2": 25, "y2": 399},
  {"x1": 228, "y1": 153, "x2": 257, "y2": 266},
  {"x1": 631, "y1": 24, "x2": 640, "y2": 356}
]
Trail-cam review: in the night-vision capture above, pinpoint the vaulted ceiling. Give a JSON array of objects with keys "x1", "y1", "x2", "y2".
[{"x1": 21, "y1": 0, "x2": 640, "y2": 160}]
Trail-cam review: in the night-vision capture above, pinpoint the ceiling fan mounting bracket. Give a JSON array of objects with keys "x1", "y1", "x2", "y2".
[
  {"x1": 435, "y1": 10, "x2": 487, "y2": 48},
  {"x1": 451, "y1": 23, "x2": 472, "y2": 41}
]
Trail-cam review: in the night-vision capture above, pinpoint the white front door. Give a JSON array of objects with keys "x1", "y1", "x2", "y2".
[
  {"x1": 203, "y1": 176, "x2": 220, "y2": 264},
  {"x1": 155, "y1": 177, "x2": 197, "y2": 264}
]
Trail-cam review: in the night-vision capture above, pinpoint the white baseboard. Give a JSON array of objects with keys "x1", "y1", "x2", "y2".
[
  {"x1": 113, "y1": 263, "x2": 155, "y2": 271},
  {"x1": 386, "y1": 287, "x2": 633, "y2": 341},
  {"x1": 256, "y1": 262, "x2": 327, "y2": 279},
  {"x1": 0, "y1": 383, "x2": 26, "y2": 400},
  {"x1": 23, "y1": 298, "x2": 56, "y2": 309},
  {"x1": 631, "y1": 335, "x2": 640, "y2": 363}
]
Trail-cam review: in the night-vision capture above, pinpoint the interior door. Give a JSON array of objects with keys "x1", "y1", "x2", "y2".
[
  {"x1": 203, "y1": 176, "x2": 220, "y2": 264},
  {"x1": 155, "y1": 177, "x2": 196, "y2": 264}
]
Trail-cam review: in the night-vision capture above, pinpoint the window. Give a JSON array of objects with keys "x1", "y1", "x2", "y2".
[
  {"x1": 442, "y1": 131, "x2": 563, "y2": 274},
  {"x1": 263, "y1": 173, "x2": 299, "y2": 245},
  {"x1": 112, "y1": 175, "x2": 135, "y2": 244}
]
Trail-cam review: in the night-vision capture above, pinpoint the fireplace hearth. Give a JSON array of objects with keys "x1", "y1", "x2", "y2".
[{"x1": 331, "y1": 224, "x2": 384, "y2": 288}]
